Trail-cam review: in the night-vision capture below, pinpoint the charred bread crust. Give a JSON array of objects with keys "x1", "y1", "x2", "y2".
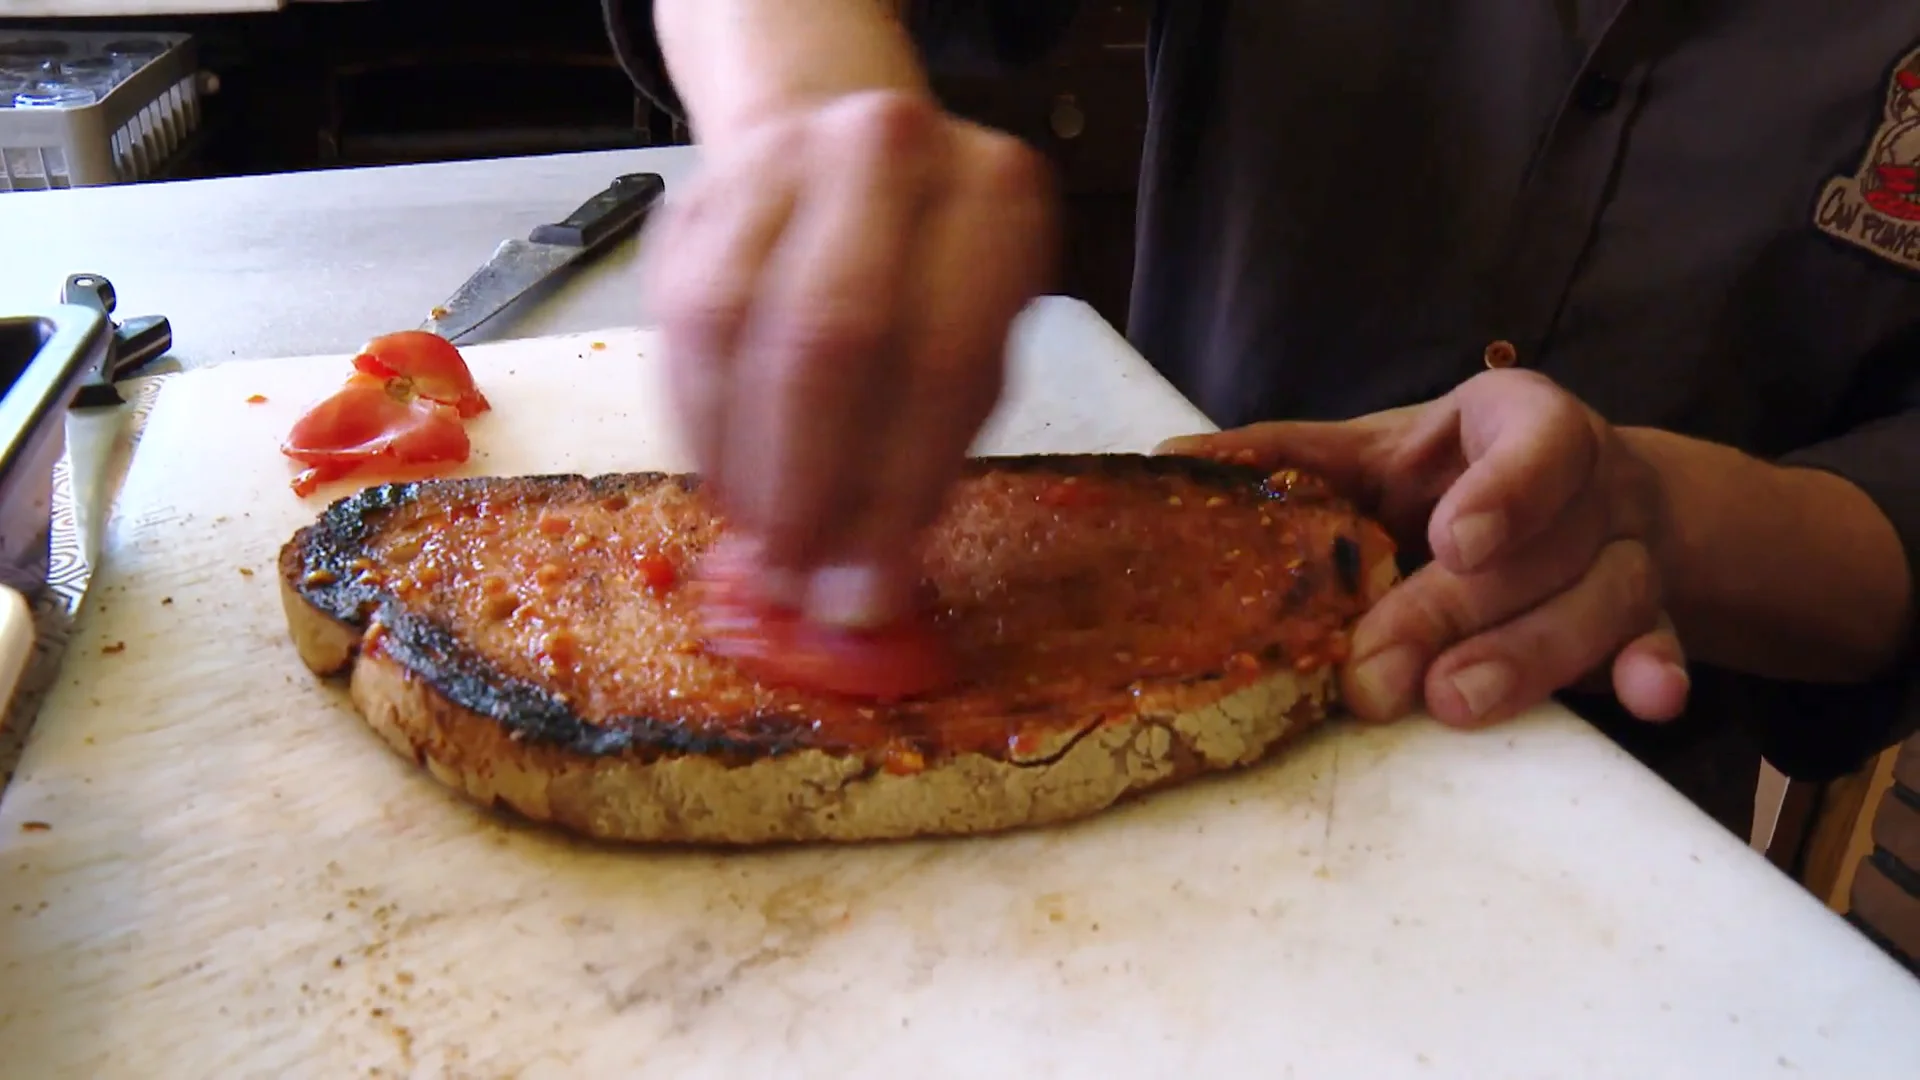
[
  {"x1": 339, "y1": 639, "x2": 1339, "y2": 844},
  {"x1": 279, "y1": 453, "x2": 1397, "y2": 843}
]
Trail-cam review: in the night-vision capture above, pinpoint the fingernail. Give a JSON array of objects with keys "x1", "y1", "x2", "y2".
[
  {"x1": 1447, "y1": 660, "x2": 1515, "y2": 719},
  {"x1": 1449, "y1": 511, "x2": 1506, "y2": 571},
  {"x1": 1348, "y1": 645, "x2": 1421, "y2": 719},
  {"x1": 804, "y1": 564, "x2": 898, "y2": 629}
]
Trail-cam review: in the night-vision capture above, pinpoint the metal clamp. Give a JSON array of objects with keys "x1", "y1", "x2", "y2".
[{"x1": 58, "y1": 273, "x2": 172, "y2": 408}]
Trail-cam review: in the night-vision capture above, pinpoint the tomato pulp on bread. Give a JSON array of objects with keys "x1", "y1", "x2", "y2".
[{"x1": 316, "y1": 459, "x2": 1396, "y2": 760}]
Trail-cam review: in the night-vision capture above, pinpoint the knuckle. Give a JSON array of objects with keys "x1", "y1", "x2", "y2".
[
  {"x1": 734, "y1": 115, "x2": 809, "y2": 165},
  {"x1": 648, "y1": 233, "x2": 758, "y2": 349},
  {"x1": 1390, "y1": 574, "x2": 1479, "y2": 653},
  {"x1": 829, "y1": 89, "x2": 941, "y2": 157},
  {"x1": 966, "y1": 131, "x2": 1053, "y2": 202},
  {"x1": 1473, "y1": 365, "x2": 1559, "y2": 396},
  {"x1": 664, "y1": 287, "x2": 753, "y2": 352},
  {"x1": 1572, "y1": 410, "x2": 1607, "y2": 473},
  {"x1": 778, "y1": 307, "x2": 891, "y2": 368},
  {"x1": 1512, "y1": 368, "x2": 1564, "y2": 394},
  {"x1": 760, "y1": 358, "x2": 832, "y2": 412},
  {"x1": 1602, "y1": 540, "x2": 1660, "y2": 623},
  {"x1": 1545, "y1": 389, "x2": 1592, "y2": 434},
  {"x1": 1529, "y1": 384, "x2": 1599, "y2": 455},
  {"x1": 1464, "y1": 367, "x2": 1584, "y2": 423}
]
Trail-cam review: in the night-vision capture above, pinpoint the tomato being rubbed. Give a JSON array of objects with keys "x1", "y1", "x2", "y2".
[{"x1": 693, "y1": 545, "x2": 955, "y2": 703}]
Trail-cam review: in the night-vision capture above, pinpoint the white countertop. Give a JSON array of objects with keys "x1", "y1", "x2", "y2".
[{"x1": 0, "y1": 146, "x2": 704, "y2": 367}]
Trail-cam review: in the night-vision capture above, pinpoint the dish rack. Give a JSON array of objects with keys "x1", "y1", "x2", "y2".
[{"x1": 0, "y1": 30, "x2": 201, "y2": 191}]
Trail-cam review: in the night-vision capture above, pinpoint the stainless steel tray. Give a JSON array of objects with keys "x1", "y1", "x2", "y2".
[{"x1": 0, "y1": 304, "x2": 108, "y2": 594}]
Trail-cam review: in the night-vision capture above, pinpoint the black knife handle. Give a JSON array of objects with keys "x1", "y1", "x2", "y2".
[
  {"x1": 112, "y1": 314, "x2": 172, "y2": 380},
  {"x1": 527, "y1": 172, "x2": 666, "y2": 249}
]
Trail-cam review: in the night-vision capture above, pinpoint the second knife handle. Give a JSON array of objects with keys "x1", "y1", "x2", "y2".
[{"x1": 527, "y1": 172, "x2": 667, "y2": 249}]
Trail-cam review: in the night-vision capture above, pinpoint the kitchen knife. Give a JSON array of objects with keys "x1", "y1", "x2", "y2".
[{"x1": 421, "y1": 172, "x2": 667, "y2": 344}]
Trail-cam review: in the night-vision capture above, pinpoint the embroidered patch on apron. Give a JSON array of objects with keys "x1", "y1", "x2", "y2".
[{"x1": 1815, "y1": 45, "x2": 1920, "y2": 271}]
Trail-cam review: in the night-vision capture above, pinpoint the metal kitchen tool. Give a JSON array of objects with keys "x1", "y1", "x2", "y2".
[
  {"x1": 58, "y1": 273, "x2": 172, "y2": 408},
  {"x1": 420, "y1": 171, "x2": 666, "y2": 344},
  {"x1": 0, "y1": 301, "x2": 107, "y2": 595}
]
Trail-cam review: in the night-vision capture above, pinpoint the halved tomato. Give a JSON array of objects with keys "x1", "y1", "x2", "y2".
[
  {"x1": 693, "y1": 548, "x2": 955, "y2": 702},
  {"x1": 351, "y1": 330, "x2": 491, "y2": 419},
  {"x1": 282, "y1": 380, "x2": 471, "y2": 496}
]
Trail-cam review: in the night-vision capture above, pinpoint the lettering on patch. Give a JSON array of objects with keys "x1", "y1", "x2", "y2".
[{"x1": 1815, "y1": 45, "x2": 1920, "y2": 271}]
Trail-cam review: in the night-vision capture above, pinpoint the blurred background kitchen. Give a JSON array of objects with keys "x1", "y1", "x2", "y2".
[{"x1": 0, "y1": 0, "x2": 1148, "y2": 333}]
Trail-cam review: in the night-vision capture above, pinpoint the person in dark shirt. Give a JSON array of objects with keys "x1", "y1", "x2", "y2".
[{"x1": 603, "y1": 0, "x2": 1920, "y2": 834}]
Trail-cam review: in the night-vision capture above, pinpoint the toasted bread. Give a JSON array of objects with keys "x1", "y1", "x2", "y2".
[{"x1": 279, "y1": 454, "x2": 1398, "y2": 844}]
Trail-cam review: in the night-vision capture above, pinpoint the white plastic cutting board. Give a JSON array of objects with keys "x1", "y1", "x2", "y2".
[{"x1": 0, "y1": 299, "x2": 1914, "y2": 1079}]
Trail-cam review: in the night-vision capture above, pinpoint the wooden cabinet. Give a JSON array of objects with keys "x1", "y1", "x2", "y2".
[{"x1": 1845, "y1": 739, "x2": 1920, "y2": 974}]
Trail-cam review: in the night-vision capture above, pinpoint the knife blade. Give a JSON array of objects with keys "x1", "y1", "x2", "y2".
[{"x1": 421, "y1": 172, "x2": 667, "y2": 344}]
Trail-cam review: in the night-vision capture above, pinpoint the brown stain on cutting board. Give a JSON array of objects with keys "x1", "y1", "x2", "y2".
[
  {"x1": 304, "y1": 853, "x2": 545, "y2": 1075},
  {"x1": 571, "y1": 863, "x2": 884, "y2": 1030}
]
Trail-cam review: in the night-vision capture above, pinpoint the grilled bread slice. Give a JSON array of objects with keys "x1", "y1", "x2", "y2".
[{"x1": 279, "y1": 453, "x2": 1398, "y2": 845}]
